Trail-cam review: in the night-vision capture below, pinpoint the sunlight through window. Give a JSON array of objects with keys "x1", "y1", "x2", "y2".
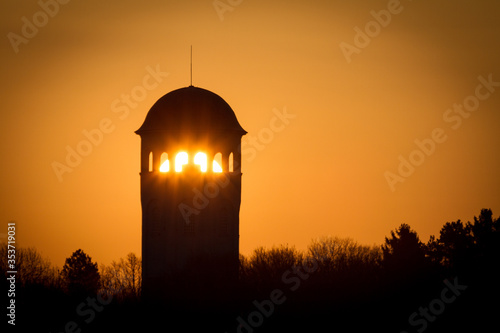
[
  {"x1": 148, "y1": 152, "x2": 153, "y2": 172},
  {"x1": 175, "y1": 152, "x2": 188, "y2": 172},
  {"x1": 160, "y1": 153, "x2": 169, "y2": 172},
  {"x1": 169, "y1": 152, "x2": 224, "y2": 172},
  {"x1": 213, "y1": 160, "x2": 222, "y2": 173},
  {"x1": 229, "y1": 152, "x2": 234, "y2": 172},
  {"x1": 214, "y1": 153, "x2": 222, "y2": 173},
  {"x1": 194, "y1": 152, "x2": 208, "y2": 172},
  {"x1": 159, "y1": 161, "x2": 169, "y2": 172}
]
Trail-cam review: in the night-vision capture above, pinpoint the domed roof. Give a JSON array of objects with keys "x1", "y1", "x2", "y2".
[{"x1": 136, "y1": 86, "x2": 246, "y2": 134}]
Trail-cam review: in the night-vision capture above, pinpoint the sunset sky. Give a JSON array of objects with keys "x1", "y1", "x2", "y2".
[{"x1": 1, "y1": 0, "x2": 499, "y2": 267}]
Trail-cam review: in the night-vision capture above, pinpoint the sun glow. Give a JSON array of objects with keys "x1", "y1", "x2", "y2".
[
  {"x1": 175, "y1": 152, "x2": 188, "y2": 172},
  {"x1": 213, "y1": 160, "x2": 222, "y2": 172},
  {"x1": 159, "y1": 152, "x2": 169, "y2": 172},
  {"x1": 159, "y1": 160, "x2": 169, "y2": 172},
  {"x1": 194, "y1": 152, "x2": 208, "y2": 172},
  {"x1": 158, "y1": 152, "x2": 223, "y2": 172}
]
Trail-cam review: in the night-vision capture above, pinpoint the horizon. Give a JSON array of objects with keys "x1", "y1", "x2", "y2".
[
  {"x1": 1, "y1": 0, "x2": 499, "y2": 268},
  {"x1": 2, "y1": 207, "x2": 496, "y2": 268}
]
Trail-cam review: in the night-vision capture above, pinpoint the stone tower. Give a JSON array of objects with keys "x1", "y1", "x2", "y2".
[{"x1": 136, "y1": 86, "x2": 246, "y2": 302}]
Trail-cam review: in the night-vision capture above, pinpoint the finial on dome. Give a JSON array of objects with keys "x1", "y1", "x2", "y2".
[{"x1": 189, "y1": 45, "x2": 193, "y2": 87}]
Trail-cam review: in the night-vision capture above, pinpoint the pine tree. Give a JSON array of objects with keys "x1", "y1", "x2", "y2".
[{"x1": 61, "y1": 249, "x2": 100, "y2": 297}]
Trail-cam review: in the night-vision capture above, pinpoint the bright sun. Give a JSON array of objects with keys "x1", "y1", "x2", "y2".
[
  {"x1": 159, "y1": 159, "x2": 169, "y2": 172},
  {"x1": 212, "y1": 160, "x2": 222, "y2": 172},
  {"x1": 194, "y1": 152, "x2": 207, "y2": 172},
  {"x1": 159, "y1": 152, "x2": 222, "y2": 173},
  {"x1": 175, "y1": 152, "x2": 188, "y2": 172}
]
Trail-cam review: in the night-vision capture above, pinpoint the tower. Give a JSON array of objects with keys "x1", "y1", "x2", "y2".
[{"x1": 136, "y1": 86, "x2": 246, "y2": 302}]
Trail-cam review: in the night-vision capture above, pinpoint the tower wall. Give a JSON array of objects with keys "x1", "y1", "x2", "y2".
[{"x1": 140, "y1": 139, "x2": 242, "y2": 302}]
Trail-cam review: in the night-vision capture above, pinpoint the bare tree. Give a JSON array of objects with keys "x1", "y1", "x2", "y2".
[
  {"x1": 240, "y1": 245, "x2": 303, "y2": 290},
  {"x1": 308, "y1": 236, "x2": 381, "y2": 274},
  {"x1": 100, "y1": 253, "x2": 141, "y2": 301},
  {"x1": 0, "y1": 244, "x2": 60, "y2": 288}
]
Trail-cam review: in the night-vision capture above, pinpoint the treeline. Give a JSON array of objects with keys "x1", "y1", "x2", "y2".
[
  {"x1": 0, "y1": 246, "x2": 143, "y2": 332},
  {"x1": 0, "y1": 247, "x2": 142, "y2": 302},
  {"x1": 236, "y1": 209, "x2": 499, "y2": 333},
  {"x1": 2, "y1": 208, "x2": 499, "y2": 332}
]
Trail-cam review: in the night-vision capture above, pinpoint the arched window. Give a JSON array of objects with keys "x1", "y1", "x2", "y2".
[
  {"x1": 229, "y1": 152, "x2": 234, "y2": 172},
  {"x1": 213, "y1": 152, "x2": 223, "y2": 173},
  {"x1": 194, "y1": 152, "x2": 208, "y2": 172},
  {"x1": 159, "y1": 153, "x2": 169, "y2": 172},
  {"x1": 148, "y1": 152, "x2": 153, "y2": 172},
  {"x1": 175, "y1": 152, "x2": 188, "y2": 172}
]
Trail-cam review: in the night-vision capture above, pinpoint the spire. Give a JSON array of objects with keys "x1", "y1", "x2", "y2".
[{"x1": 190, "y1": 45, "x2": 193, "y2": 87}]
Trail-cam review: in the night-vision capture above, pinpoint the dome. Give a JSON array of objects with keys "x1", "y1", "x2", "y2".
[{"x1": 136, "y1": 86, "x2": 246, "y2": 135}]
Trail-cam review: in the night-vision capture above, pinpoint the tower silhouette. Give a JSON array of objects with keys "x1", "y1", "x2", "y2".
[{"x1": 136, "y1": 86, "x2": 246, "y2": 302}]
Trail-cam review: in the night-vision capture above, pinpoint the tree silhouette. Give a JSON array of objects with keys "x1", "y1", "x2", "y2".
[
  {"x1": 468, "y1": 208, "x2": 500, "y2": 253},
  {"x1": 240, "y1": 245, "x2": 303, "y2": 293},
  {"x1": 61, "y1": 249, "x2": 100, "y2": 297},
  {"x1": 123, "y1": 252, "x2": 141, "y2": 298},
  {"x1": 382, "y1": 223, "x2": 429, "y2": 282},
  {"x1": 0, "y1": 244, "x2": 60, "y2": 289},
  {"x1": 308, "y1": 236, "x2": 381, "y2": 275},
  {"x1": 427, "y1": 220, "x2": 473, "y2": 272},
  {"x1": 465, "y1": 208, "x2": 500, "y2": 280},
  {"x1": 100, "y1": 252, "x2": 142, "y2": 301}
]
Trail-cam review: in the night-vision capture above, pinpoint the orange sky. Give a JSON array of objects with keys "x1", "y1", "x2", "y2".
[{"x1": 1, "y1": 0, "x2": 499, "y2": 267}]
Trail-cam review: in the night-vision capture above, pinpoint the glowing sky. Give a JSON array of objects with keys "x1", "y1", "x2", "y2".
[{"x1": 1, "y1": 0, "x2": 499, "y2": 267}]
